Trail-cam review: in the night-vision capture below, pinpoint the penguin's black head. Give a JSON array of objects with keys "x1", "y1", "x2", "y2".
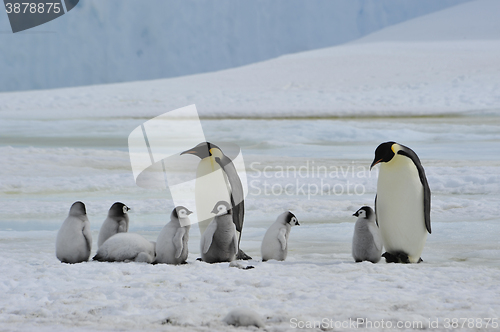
[
  {"x1": 285, "y1": 211, "x2": 300, "y2": 226},
  {"x1": 180, "y1": 142, "x2": 222, "y2": 159},
  {"x1": 173, "y1": 206, "x2": 193, "y2": 219},
  {"x1": 69, "y1": 201, "x2": 86, "y2": 216},
  {"x1": 370, "y1": 141, "x2": 397, "y2": 170},
  {"x1": 108, "y1": 202, "x2": 130, "y2": 217},
  {"x1": 353, "y1": 206, "x2": 373, "y2": 219},
  {"x1": 211, "y1": 201, "x2": 232, "y2": 216}
]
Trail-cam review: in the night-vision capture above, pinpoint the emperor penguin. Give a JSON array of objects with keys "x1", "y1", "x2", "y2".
[
  {"x1": 93, "y1": 233, "x2": 156, "y2": 263},
  {"x1": 97, "y1": 202, "x2": 130, "y2": 248},
  {"x1": 200, "y1": 201, "x2": 238, "y2": 263},
  {"x1": 56, "y1": 201, "x2": 92, "y2": 264},
  {"x1": 155, "y1": 206, "x2": 193, "y2": 264},
  {"x1": 181, "y1": 142, "x2": 251, "y2": 260},
  {"x1": 352, "y1": 206, "x2": 382, "y2": 263},
  {"x1": 371, "y1": 142, "x2": 431, "y2": 263},
  {"x1": 261, "y1": 211, "x2": 299, "y2": 262}
]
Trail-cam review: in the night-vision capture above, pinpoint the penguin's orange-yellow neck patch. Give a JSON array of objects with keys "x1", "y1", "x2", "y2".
[
  {"x1": 391, "y1": 143, "x2": 401, "y2": 154},
  {"x1": 209, "y1": 148, "x2": 223, "y2": 158}
]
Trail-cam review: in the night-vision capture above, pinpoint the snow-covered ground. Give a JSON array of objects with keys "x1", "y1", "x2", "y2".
[{"x1": 1, "y1": 1, "x2": 500, "y2": 331}]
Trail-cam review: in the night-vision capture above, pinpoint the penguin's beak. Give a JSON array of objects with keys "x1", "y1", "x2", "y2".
[
  {"x1": 370, "y1": 159, "x2": 382, "y2": 170},
  {"x1": 186, "y1": 209, "x2": 193, "y2": 215},
  {"x1": 180, "y1": 149, "x2": 197, "y2": 156},
  {"x1": 180, "y1": 143, "x2": 211, "y2": 159},
  {"x1": 353, "y1": 211, "x2": 359, "y2": 217}
]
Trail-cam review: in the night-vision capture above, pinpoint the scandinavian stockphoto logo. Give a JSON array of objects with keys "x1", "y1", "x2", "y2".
[
  {"x1": 4, "y1": 0, "x2": 79, "y2": 33},
  {"x1": 128, "y1": 104, "x2": 248, "y2": 227}
]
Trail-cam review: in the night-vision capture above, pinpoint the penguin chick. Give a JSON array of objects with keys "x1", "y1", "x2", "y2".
[
  {"x1": 155, "y1": 206, "x2": 193, "y2": 264},
  {"x1": 200, "y1": 201, "x2": 238, "y2": 263},
  {"x1": 98, "y1": 202, "x2": 130, "y2": 248},
  {"x1": 352, "y1": 206, "x2": 382, "y2": 263},
  {"x1": 56, "y1": 201, "x2": 92, "y2": 264},
  {"x1": 93, "y1": 233, "x2": 155, "y2": 263},
  {"x1": 261, "y1": 211, "x2": 299, "y2": 262}
]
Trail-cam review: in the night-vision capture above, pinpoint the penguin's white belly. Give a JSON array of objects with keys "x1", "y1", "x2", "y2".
[
  {"x1": 155, "y1": 224, "x2": 189, "y2": 264},
  {"x1": 155, "y1": 226, "x2": 177, "y2": 263},
  {"x1": 377, "y1": 157, "x2": 427, "y2": 263},
  {"x1": 195, "y1": 158, "x2": 231, "y2": 232},
  {"x1": 261, "y1": 225, "x2": 288, "y2": 261}
]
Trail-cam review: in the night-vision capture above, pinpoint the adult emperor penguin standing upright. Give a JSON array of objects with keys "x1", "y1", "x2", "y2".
[
  {"x1": 370, "y1": 142, "x2": 431, "y2": 263},
  {"x1": 181, "y1": 142, "x2": 251, "y2": 260}
]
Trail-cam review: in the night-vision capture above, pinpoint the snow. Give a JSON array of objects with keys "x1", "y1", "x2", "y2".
[
  {"x1": 222, "y1": 308, "x2": 265, "y2": 328},
  {"x1": 1, "y1": 0, "x2": 500, "y2": 331}
]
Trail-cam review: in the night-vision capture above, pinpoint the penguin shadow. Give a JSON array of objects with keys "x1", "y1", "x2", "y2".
[{"x1": 194, "y1": 257, "x2": 255, "y2": 270}]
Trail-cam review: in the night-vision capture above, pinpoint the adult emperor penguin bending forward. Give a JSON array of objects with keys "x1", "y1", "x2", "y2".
[
  {"x1": 370, "y1": 142, "x2": 431, "y2": 264},
  {"x1": 181, "y1": 142, "x2": 251, "y2": 260}
]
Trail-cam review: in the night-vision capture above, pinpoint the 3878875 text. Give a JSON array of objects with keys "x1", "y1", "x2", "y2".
[
  {"x1": 442, "y1": 318, "x2": 498, "y2": 329},
  {"x1": 5, "y1": 2, "x2": 62, "y2": 14}
]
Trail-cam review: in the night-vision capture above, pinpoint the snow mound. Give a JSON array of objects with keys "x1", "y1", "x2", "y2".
[{"x1": 222, "y1": 308, "x2": 265, "y2": 328}]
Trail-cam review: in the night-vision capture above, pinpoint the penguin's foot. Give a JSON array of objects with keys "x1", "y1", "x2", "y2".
[
  {"x1": 382, "y1": 252, "x2": 411, "y2": 264},
  {"x1": 196, "y1": 257, "x2": 203, "y2": 261},
  {"x1": 236, "y1": 249, "x2": 252, "y2": 260}
]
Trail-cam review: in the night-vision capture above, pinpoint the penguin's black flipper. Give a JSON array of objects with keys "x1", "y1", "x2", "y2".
[
  {"x1": 214, "y1": 156, "x2": 244, "y2": 233},
  {"x1": 398, "y1": 146, "x2": 431, "y2": 234},
  {"x1": 236, "y1": 249, "x2": 252, "y2": 260},
  {"x1": 215, "y1": 156, "x2": 249, "y2": 259}
]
